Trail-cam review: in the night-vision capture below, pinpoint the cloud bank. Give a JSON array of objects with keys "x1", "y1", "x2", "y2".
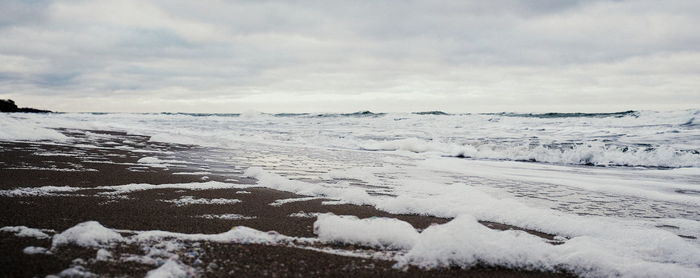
[{"x1": 0, "y1": 0, "x2": 698, "y2": 112}]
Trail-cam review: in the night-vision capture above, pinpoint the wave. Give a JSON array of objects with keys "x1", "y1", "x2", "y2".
[
  {"x1": 6, "y1": 109, "x2": 698, "y2": 169},
  {"x1": 273, "y1": 113, "x2": 310, "y2": 117},
  {"x1": 681, "y1": 117, "x2": 697, "y2": 126},
  {"x1": 153, "y1": 111, "x2": 387, "y2": 118},
  {"x1": 78, "y1": 110, "x2": 699, "y2": 124},
  {"x1": 159, "y1": 112, "x2": 242, "y2": 117},
  {"x1": 308, "y1": 111, "x2": 387, "y2": 118},
  {"x1": 484, "y1": 110, "x2": 639, "y2": 119},
  {"x1": 412, "y1": 111, "x2": 451, "y2": 115},
  {"x1": 361, "y1": 138, "x2": 700, "y2": 168},
  {"x1": 115, "y1": 110, "x2": 686, "y2": 121}
]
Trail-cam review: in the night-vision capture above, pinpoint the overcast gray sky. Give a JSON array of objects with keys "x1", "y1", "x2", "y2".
[{"x1": 1, "y1": 0, "x2": 698, "y2": 113}]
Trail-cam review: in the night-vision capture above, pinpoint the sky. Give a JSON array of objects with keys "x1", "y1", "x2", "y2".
[{"x1": 0, "y1": 0, "x2": 699, "y2": 113}]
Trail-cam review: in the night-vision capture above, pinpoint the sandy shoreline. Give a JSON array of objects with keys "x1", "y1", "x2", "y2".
[{"x1": 0, "y1": 129, "x2": 572, "y2": 277}]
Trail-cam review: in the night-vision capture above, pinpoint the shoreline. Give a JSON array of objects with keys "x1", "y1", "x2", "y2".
[{"x1": 0, "y1": 129, "x2": 572, "y2": 277}]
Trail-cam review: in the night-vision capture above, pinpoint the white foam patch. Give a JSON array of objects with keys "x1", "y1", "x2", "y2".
[
  {"x1": 95, "y1": 249, "x2": 112, "y2": 261},
  {"x1": 51, "y1": 265, "x2": 96, "y2": 278},
  {"x1": 289, "y1": 211, "x2": 322, "y2": 218},
  {"x1": 51, "y1": 221, "x2": 124, "y2": 248},
  {"x1": 3, "y1": 166, "x2": 98, "y2": 172},
  {"x1": 145, "y1": 260, "x2": 193, "y2": 278},
  {"x1": 137, "y1": 157, "x2": 162, "y2": 164},
  {"x1": 313, "y1": 215, "x2": 700, "y2": 277},
  {"x1": 160, "y1": 196, "x2": 240, "y2": 206},
  {"x1": 362, "y1": 138, "x2": 449, "y2": 154},
  {"x1": 23, "y1": 246, "x2": 51, "y2": 255},
  {"x1": 245, "y1": 167, "x2": 700, "y2": 277},
  {"x1": 33, "y1": 152, "x2": 78, "y2": 157},
  {"x1": 24, "y1": 218, "x2": 700, "y2": 277},
  {"x1": 95, "y1": 181, "x2": 250, "y2": 195},
  {"x1": 172, "y1": 171, "x2": 212, "y2": 175},
  {"x1": 136, "y1": 157, "x2": 169, "y2": 168},
  {"x1": 133, "y1": 226, "x2": 292, "y2": 245},
  {"x1": 321, "y1": 200, "x2": 350, "y2": 206},
  {"x1": 0, "y1": 115, "x2": 68, "y2": 142},
  {"x1": 244, "y1": 167, "x2": 373, "y2": 206},
  {"x1": 0, "y1": 182, "x2": 250, "y2": 198},
  {"x1": 196, "y1": 214, "x2": 256, "y2": 220},
  {"x1": 0, "y1": 186, "x2": 83, "y2": 197},
  {"x1": 0, "y1": 226, "x2": 51, "y2": 239},
  {"x1": 314, "y1": 214, "x2": 418, "y2": 249},
  {"x1": 269, "y1": 197, "x2": 324, "y2": 206}
]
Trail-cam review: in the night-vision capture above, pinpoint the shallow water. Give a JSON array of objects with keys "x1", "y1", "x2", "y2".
[
  {"x1": 2, "y1": 110, "x2": 699, "y2": 219},
  {"x1": 1, "y1": 110, "x2": 699, "y2": 276}
]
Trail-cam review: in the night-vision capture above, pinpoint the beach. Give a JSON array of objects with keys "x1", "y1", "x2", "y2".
[
  {"x1": 1, "y1": 129, "x2": 570, "y2": 277},
  {"x1": 0, "y1": 111, "x2": 698, "y2": 277},
  {"x1": 2, "y1": 1, "x2": 699, "y2": 276}
]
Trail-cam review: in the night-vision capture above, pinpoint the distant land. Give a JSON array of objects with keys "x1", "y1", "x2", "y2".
[{"x1": 0, "y1": 99, "x2": 51, "y2": 113}]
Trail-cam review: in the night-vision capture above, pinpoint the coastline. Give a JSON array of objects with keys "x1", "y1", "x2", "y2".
[{"x1": 0, "y1": 129, "x2": 572, "y2": 277}]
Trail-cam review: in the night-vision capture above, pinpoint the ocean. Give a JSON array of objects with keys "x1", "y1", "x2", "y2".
[{"x1": 1, "y1": 109, "x2": 699, "y2": 276}]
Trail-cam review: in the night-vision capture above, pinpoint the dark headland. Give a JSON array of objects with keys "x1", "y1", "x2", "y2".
[{"x1": 0, "y1": 99, "x2": 52, "y2": 113}]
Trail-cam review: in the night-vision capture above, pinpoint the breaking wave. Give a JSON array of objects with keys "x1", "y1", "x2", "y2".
[
  {"x1": 484, "y1": 110, "x2": 639, "y2": 118},
  {"x1": 412, "y1": 111, "x2": 451, "y2": 115},
  {"x1": 3, "y1": 109, "x2": 698, "y2": 169},
  {"x1": 362, "y1": 138, "x2": 700, "y2": 168}
]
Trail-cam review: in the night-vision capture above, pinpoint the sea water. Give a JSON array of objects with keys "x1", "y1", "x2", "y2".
[{"x1": 1, "y1": 109, "x2": 699, "y2": 276}]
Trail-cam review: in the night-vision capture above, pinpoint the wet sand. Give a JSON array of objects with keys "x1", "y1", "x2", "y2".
[{"x1": 0, "y1": 129, "x2": 573, "y2": 277}]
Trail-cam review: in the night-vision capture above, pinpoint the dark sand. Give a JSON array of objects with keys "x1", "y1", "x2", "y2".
[{"x1": 0, "y1": 129, "x2": 573, "y2": 277}]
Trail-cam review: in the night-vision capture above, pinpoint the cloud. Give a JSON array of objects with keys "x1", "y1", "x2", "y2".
[
  {"x1": 0, "y1": 0, "x2": 51, "y2": 27},
  {"x1": 0, "y1": 0, "x2": 698, "y2": 112}
]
